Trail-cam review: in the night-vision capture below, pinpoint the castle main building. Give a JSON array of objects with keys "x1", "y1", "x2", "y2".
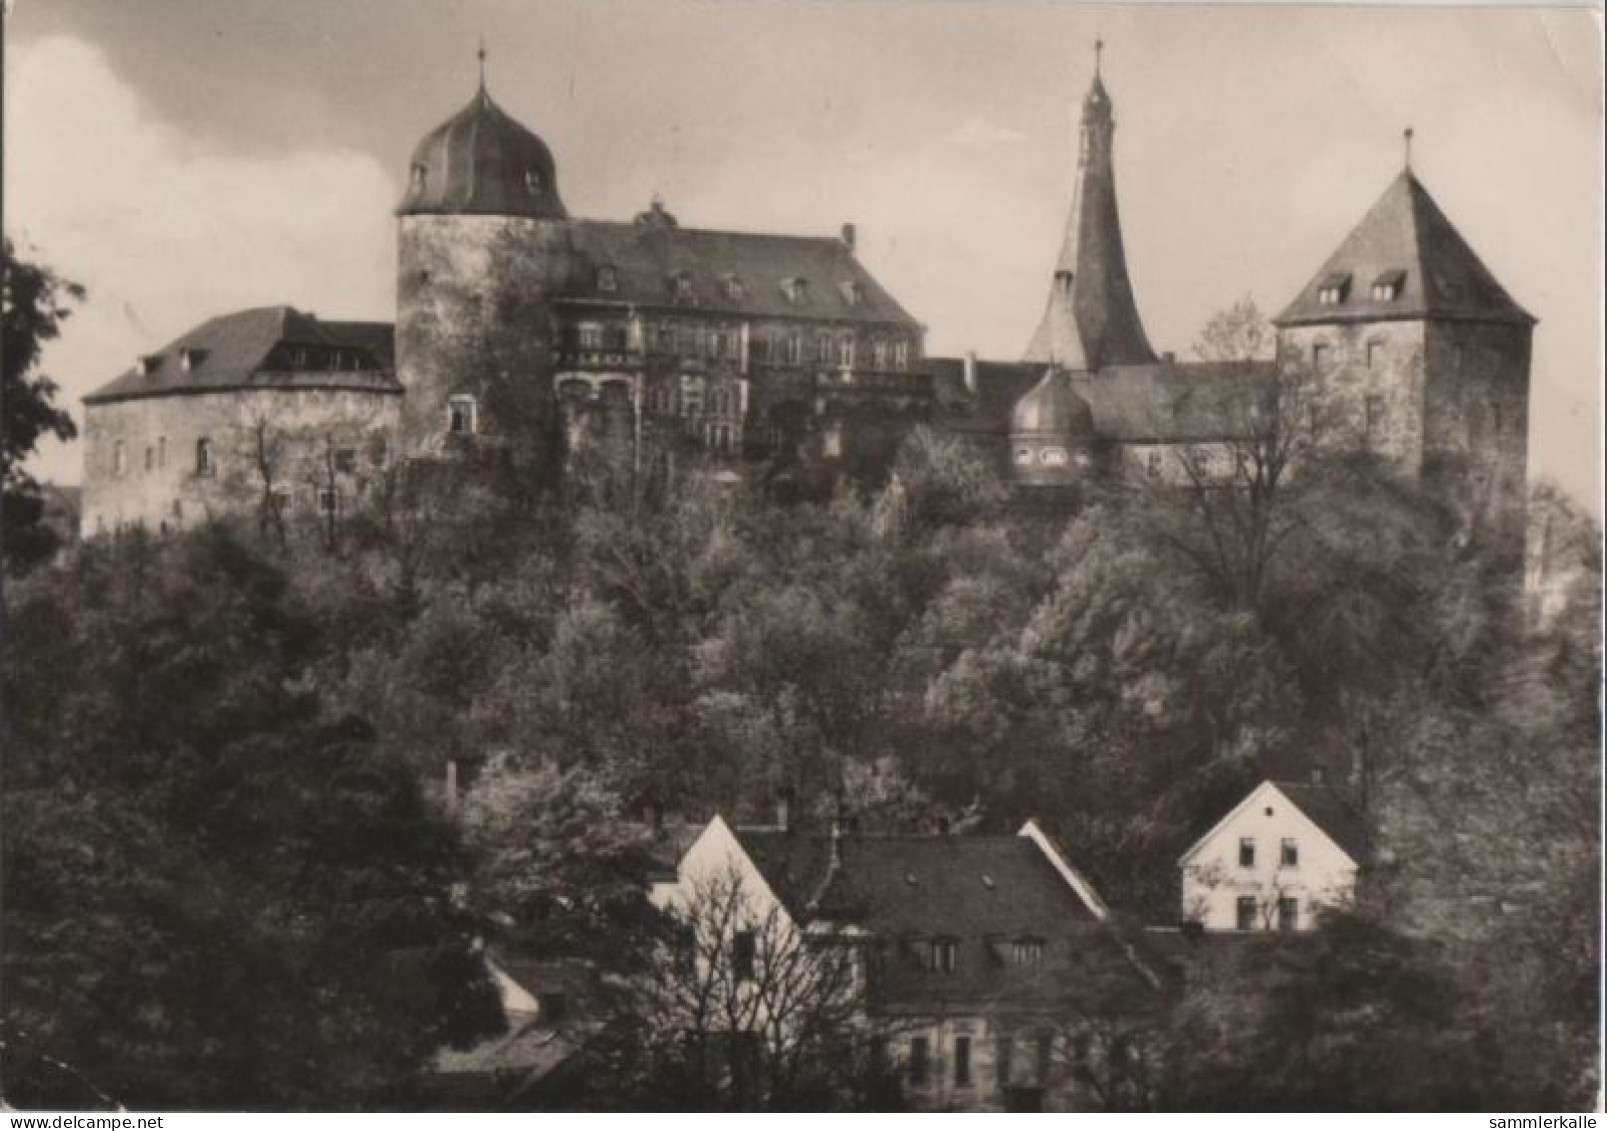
[{"x1": 78, "y1": 49, "x2": 1533, "y2": 536}]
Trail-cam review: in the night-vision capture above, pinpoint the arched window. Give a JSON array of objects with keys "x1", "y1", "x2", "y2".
[{"x1": 195, "y1": 437, "x2": 215, "y2": 476}]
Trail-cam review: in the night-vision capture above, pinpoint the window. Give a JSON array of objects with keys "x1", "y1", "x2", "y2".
[
  {"x1": 1239, "y1": 837, "x2": 1256, "y2": 868},
  {"x1": 448, "y1": 395, "x2": 478, "y2": 437},
  {"x1": 410, "y1": 162, "x2": 427, "y2": 192},
  {"x1": 954, "y1": 1036, "x2": 972, "y2": 1086},
  {"x1": 837, "y1": 336, "x2": 855, "y2": 367},
  {"x1": 113, "y1": 441, "x2": 127, "y2": 477},
  {"x1": 1281, "y1": 838, "x2": 1299, "y2": 868},
  {"x1": 1040, "y1": 447, "x2": 1068, "y2": 467},
  {"x1": 893, "y1": 339, "x2": 910, "y2": 370},
  {"x1": 158, "y1": 437, "x2": 167, "y2": 469},
  {"x1": 671, "y1": 273, "x2": 694, "y2": 302},
  {"x1": 783, "y1": 277, "x2": 809, "y2": 305},
  {"x1": 1146, "y1": 449, "x2": 1163, "y2": 476},
  {"x1": 996, "y1": 1036, "x2": 1013, "y2": 1089},
  {"x1": 318, "y1": 487, "x2": 339, "y2": 514},
  {"x1": 1364, "y1": 394, "x2": 1385, "y2": 449},
  {"x1": 1011, "y1": 939, "x2": 1044, "y2": 966},
  {"x1": 930, "y1": 939, "x2": 958, "y2": 973},
  {"x1": 524, "y1": 168, "x2": 544, "y2": 196},
  {"x1": 144, "y1": 446, "x2": 155, "y2": 472},
  {"x1": 871, "y1": 339, "x2": 889, "y2": 369},
  {"x1": 786, "y1": 333, "x2": 804, "y2": 365},
  {"x1": 1367, "y1": 341, "x2": 1384, "y2": 370},
  {"x1": 823, "y1": 424, "x2": 843, "y2": 459},
  {"x1": 723, "y1": 275, "x2": 745, "y2": 302},
  {"x1": 1015, "y1": 447, "x2": 1034, "y2": 466},
  {"x1": 1316, "y1": 272, "x2": 1351, "y2": 305},
  {"x1": 732, "y1": 930, "x2": 756, "y2": 980},
  {"x1": 816, "y1": 333, "x2": 833, "y2": 364},
  {"x1": 195, "y1": 437, "x2": 214, "y2": 477},
  {"x1": 1312, "y1": 343, "x2": 1331, "y2": 372},
  {"x1": 1371, "y1": 270, "x2": 1405, "y2": 302},
  {"x1": 1236, "y1": 896, "x2": 1258, "y2": 931},
  {"x1": 843, "y1": 280, "x2": 865, "y2": 306},
  {"x1": 334, "y1": 448, "x2": 358, "y2": 474},
  {"x1": 1278, "y1": 898, "x2": 1299, "y2": 932},
  {"x1": 908, "y1": 1037, "x2": 930, "y2": 1085},
  {"x1": 596, "y1": 265, "x2": 618, "y2": 292},
  {"x1": 1035, "y1": 1032, "x2": 1053, "y2": 1084}
]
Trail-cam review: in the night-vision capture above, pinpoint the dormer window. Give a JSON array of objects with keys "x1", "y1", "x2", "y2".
[
  {"x1": 841, "y1": 280, "x2": 866, "y2": 306},
  {"x1": 1010, "y1": 938, "x2": 1044, "y2": 966},
  {"x1": 1055, "y1": 269, "x2": 1074, "y2": 296},
  {"x1": 1316, "y1": 272, "x2": 1351, "y2": 306},
  {"x1": 524, "y1": 168, "x2": 545, "y2": 196},
  {"x1": 410, "y1": 163, "x2": 427, "y2": 193},
  {"x1": 180, "y1": 348, "x2": 204, "y2": 373},
  {"x1": 930, "y1": 938, "x2": 958, "y2": 973},
  {"x1": 722, "y1": 275, "x2": 745, "y2": 302},
  {"x1": 596, "y1": 265, "x2": 618, "y2": 293},
  {"x1": 136, "y1": 355, "x2": 161, "y2": 377},
  {"x1": 782, "y1": 277, "x2": 809, "y2": 305},
  {"x1": 670, "y1": 272, "x2": 695, "y2": 303},
  {"x1": 1371, "y1": 270, "x2": 1406, "y2": 302}
]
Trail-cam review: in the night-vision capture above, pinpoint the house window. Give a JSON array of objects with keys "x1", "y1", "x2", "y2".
[
  {"x1": 1316, "y1": 272, "x2": 1350, "y2": 305},
  {"x1": 1015, "y1": 447, "x2": 1035, "y2": 466},
  {"x1": 1367, "y1": 341, "x2": 1384, "y2": 370},
  {"x1": 996, "y1": 1036, "x2": 1013, "y2": 1088},
  {"x1": 931, "y1": 939, "x2": 958, "y2": 973},
  {"x1": 723, "y1": 276, "x2": 745, "y2": 302},
  {"x1": 783, "y1": 277, "x2": 808, "y2": 305},
  {"x1": 1312, "y1": 343, "x2": 1331, "y2": 373},
  {"x1": 893, "y1": 339, "x2": 910, "y2": 370},
  {"x1": 816, "y1": 333, "x2": 833, "y2": 364},
  {"x1": 837, "y1": 336, "x2": 855, "y2": 367},
  {"x1": 823, "y1": 424, "x2": 843, "y2": 459},
  {"x1": 732, "y1": 930, "x2": 756, "y2": 981},
  {"x1": 1040, "y1": 447, "x2": 1068, "y2": 467},
  {"x1": 1364, "y1": 394, "x2": 1385, "y2": 449},
  {"x1": 872, "y1": 339, "x2": 889, "y2": 369},
  {"x1": 908, "y1": 1037, "x2": 930, "y2": 1085},
  {"x1": 158, "y1": 437, "x2": 166, "y2": 469},
  {"x1": 843, "y1": 280, "x2": 865, "y2": 306},
  {"x1": 1278, "y1": 897, "x2": 1299, "y2": 932},
  {"x1": 334, "y1": 448, "x2": 358, "y2": 474},
  {"x1": 144, "y1": 446, "x2": 155, "y2": 472},
  {"x1": 1035, "y1": 1032, "x2": 1053, "y2": 1084},
  {"x1": 1146, "y1": 449, "x2": 1163, "y2": 476},
  {"x1": 655, "y1": 324, "x2": 675, "y2": 354},
  {"x1": 1239, "y1": 838, "x2": 1256, "y2": 868},
  {"x1": 596, "y1": 265, "x2": 618, "y2": 292},
  {"x1": 671, "y1": 273, "x2": 694, "y2": 302},
  {"x1": 195, "y1": 437, "x2": 214, "y2": 477},
  {"x1": 1011, "y1": 939, "x2": 1044, "y2": 966},
  {"x1": 524, "y1": 168, "x2": 544, "y2": 195},
  {"x1": 113, "y1": 441, "x2": 127, "y2": 477},
  {"x1": 410, "y1": 162, "x2": 427, "y2": 192},
  {"x1": 1281, "y1": 838, "x2": 1299, "y2": 868},
  {"x1": 318, "y1": 487, "x2": 339, "y2": 514},
  {"x1": 954, "y1": 1036, "x2": 972, "y2": 1086},
  {"x1": 1236, "y1": 896, "x2": 1258, "y2": 931},
  {"x1": 448, "y1": 395, "x2": 478, "y2": 436}
]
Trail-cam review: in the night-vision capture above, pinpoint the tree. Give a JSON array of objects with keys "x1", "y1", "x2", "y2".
[
  {"x1": 597, "y1": 867, "x2": 903, "y2": 1111},
  {"x1": 0, "y1": 527, "x2": 502, "y2": 1109},
  {"x1": 2, "y1": 239, "x2": 82, "y2": 574}
]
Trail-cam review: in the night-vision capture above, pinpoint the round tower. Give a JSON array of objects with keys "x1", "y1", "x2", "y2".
[
  {"x1": 395, "y1": 61, "x2": 573, "y2": 480},
  {"x1": 1009, "y1": 366, "x2": 1096, "y2": 488}
]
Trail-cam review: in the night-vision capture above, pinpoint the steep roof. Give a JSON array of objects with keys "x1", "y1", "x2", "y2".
[
  {"x1": 1271, "y1": 780, "x2": 1369, "y2": 864},
  {"x1": 1024, "y1": 66, "x2": 1156, "y2": 369},
  {"x1": 731, "y1": 827, "x2": 1126, "y2": 1013},
  {"x1": 83, "y1": 307, "x2": 399, "y2": 406},
  {"x1": 557, "y1": 219, "x2": 921, "y2": 329},
  {"x1": 1276, "y1": 170, "x2": 1534, "y2": 328}
]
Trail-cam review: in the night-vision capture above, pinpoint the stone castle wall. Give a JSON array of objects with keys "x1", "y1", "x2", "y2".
[{"x1": 81, "y1": 387, "x2": 400, "y2": 537}]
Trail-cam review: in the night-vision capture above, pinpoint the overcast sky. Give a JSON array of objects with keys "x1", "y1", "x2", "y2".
[{"x1": 6, "y1": 1, "x2": 1601, "y2": 512}]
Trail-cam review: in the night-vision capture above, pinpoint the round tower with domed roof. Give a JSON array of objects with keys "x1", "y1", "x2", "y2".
[
  {"x1": 1009, "y1": 365, "x2": 1097, "y2": 489},
  {"x1": 395, "y1": 55, "x2": 574, "y2": 477}
]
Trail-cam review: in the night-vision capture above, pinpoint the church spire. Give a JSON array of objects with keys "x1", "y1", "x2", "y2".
[{"x1": 1023, "y1": 43, "x2": 1156, "y2": 369}]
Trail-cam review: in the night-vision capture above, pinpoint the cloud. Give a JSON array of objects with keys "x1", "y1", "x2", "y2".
[
  {"x1": 6, "y1": 37, "x2": 399, "y2": 486},
  {"x1": 944, "y1": 113, "x2": 1027, "y2": 150}
]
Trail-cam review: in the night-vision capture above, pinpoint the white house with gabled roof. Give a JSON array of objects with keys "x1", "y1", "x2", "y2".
[{"x1": 1179, "y1": 779, "x2": 1367, "y2": 932}]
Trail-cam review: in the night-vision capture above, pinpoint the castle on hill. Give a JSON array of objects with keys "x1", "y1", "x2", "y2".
[{"x1": 77, "y1": 47, "x2": 1534, "y2": 537}]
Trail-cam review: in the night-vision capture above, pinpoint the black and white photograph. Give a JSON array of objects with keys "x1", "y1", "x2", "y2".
[{"x1": 1, "y1": 0, "x2": 1601, "y2": 1115}]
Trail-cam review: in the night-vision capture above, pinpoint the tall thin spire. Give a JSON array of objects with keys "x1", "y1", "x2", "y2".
[
  {"x1": 1023, "y1": 44, "x2": 1156, "y2": 369},
  {"x1": 477, "y1": 36, "x2": 487, "y2": 92},
  {"x1": 1403, "y1": 126, "x2": 1414, "y2": 172}
]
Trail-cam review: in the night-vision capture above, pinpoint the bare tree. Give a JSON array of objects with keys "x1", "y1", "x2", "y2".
[{"x1": 250, "y1": 415, "x2": 288, "y2": 551}]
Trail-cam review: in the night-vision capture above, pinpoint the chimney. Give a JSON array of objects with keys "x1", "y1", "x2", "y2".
[
  {"x1": 840, "y1": 222, "x2": 856, "y2": 251},
  {"x1": 776, "y1": 786, "x2": 795, "y2": 832},
  {"x1": 963, "y1": 351, "x2": 979, "y2": 397}
]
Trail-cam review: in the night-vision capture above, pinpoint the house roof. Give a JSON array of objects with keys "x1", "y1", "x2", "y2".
[
  {"x1": 926, "y1": 356, "x2": 1272, "y2": 444},
  {"x1": 729, "y1": 826, "x2": 1129, "y2": 1012},
  {"x1": 83, "y1": 306, "x2": 400, "y2": 406},
  {"x1": 1179, "y1": 779, "x2": 1369, "y2": 867},
  {"x1": 1276, "y1": 170, "x2": 1534, "y2": 328},
  {"x1": 557, "y1": 219, "x2": 921, "y2": 329}
]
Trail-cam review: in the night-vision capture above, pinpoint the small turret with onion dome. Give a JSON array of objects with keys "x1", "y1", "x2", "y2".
[{"x1": 1009, "y1": 365, "x2": 1096, "y2": 487}]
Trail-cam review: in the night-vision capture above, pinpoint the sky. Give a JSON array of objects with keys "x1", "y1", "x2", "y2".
[{"x1": 5, "y1": 1, "x2": 1602, "y2": 512}]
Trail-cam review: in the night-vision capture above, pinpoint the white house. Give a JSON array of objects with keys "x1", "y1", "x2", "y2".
[
  {"x1": 1178, "y1": 780, "x2": 1366, "y2": 932},
  {"x1": 652, "y1": 812, "x2": 1157, "y2": 1112}
]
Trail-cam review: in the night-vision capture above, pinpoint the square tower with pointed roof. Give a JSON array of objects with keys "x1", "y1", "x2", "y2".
[{"x1": 1274, "y1": 164, "x2": 1535, "y2": 527}]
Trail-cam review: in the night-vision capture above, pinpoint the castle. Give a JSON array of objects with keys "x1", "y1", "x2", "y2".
[{"x1": 78, "y1": 47, "x2": 1534, "y2": 536}]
